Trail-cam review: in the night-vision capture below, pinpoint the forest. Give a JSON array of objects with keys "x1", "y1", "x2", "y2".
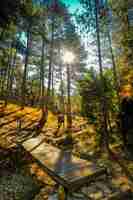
[{"x1": 0, "y1": 0, "x2": 133, "y2": 199}]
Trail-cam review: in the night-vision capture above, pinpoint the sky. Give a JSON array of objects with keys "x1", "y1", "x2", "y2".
[
  {"x1": 20, "y1": 0, "x2": 81, "y2": 49},
  {"x1": 61, "y1": 0, "x2": 80, "y2": 13},
  {"x1": 30, "y1": 0, "x2": 111, "y2": 70},
  {"x1": 61, "y1": 0, "x2": 99, "y2": 70},
  {"x1": 60, "y1": 0, "x2": 112, "y2": 70}
]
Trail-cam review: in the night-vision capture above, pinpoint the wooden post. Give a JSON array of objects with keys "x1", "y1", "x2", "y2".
[
  {"x1": 0, "y1": 106, "x2": 4, "y2": 117},
  {"x1": 16, "y1": 116, "x2": 22, "y2": 133},
  {"x1": 66, "y1": 64, "x2": 72, "y2": 130}
]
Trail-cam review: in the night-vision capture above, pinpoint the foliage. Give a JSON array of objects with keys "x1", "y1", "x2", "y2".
[
  {"x1": 109, "y1": 0, "x2": 133, "y2": 85},
  {"x1": 78, "y1": 67, "x2": 118, "y2": 123}
]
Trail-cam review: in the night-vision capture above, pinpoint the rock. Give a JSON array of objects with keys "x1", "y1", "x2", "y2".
[
  {"x1": 0, "y1": 173, "x2": 40, "y2": 200},
  {"x1": 95, "y1": 182, "x2": 111, "y2": 194},
  {"x1": 93, "y1": 191, "x2": 103, "y2": 199}
]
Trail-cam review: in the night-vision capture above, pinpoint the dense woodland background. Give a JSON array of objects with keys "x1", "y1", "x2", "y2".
[
  {"x1": 0, "y1": 0, "x2": 133, "y2": 199},
  {"x1": 0, "y1": 0, "x2": 132, "y2": 147}
]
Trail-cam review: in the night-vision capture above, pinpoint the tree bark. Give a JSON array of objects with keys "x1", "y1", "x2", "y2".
[
  {"x1": 67, "y1": 64, "x2": 72, "y2": 129},
  {"x1": 107, "y1": 29, "x2": 120, "y2": 100},
  {"x1": 9, "y1": 48, "x2": 17, "y2": 96},
  {"x1": 40, "y1": 37, "x2": 45, "y2": 109},
  {"x1": 58, "y1": 47, "x2": 65, "y2": 113},
  {"x1": 21, "y1": 23, "x2": 31, "y2": 109},
  {"x1": 4, "y1": 40, "x2": 14, "y2": 106},
  {"x1": 51, "y1": 66, "x2": 54, "y2": 98},
  {"x1": 47, "y1": 16, "x2": 54, "y2": 105},
  {"x1": 95, "y1": 0, "x2": 109, "y2": 151}
]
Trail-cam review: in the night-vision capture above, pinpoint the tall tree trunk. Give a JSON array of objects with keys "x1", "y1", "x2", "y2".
[
  {"x1": 107, "y1": 29, "x2": 120, "y2": 100},
  {"x1": 58, "y1": 47, "x2": 65, "y2": 113},
  {"x1": 40, "y1": 37, "x2": 45, "y2": 110},
  {"x1": 67, "y1": 64, "x2": 72, "y2": 129},
  {"x1": 95, "y1": 0, "x2": 109, "y2": 151},
  {"x1": 21, "y1": 24, "x2": 31, "y2": 109},
  {"x1": 35, "y1": 1, "x2": 49, "y2": 135},
  {"x1": 35, "y1": 36, "x2": 48, "y2": 136},
  {"x1": 0, "y1": 50, "x2": 7, "y2": 97},
  {"x1": 5, "y1": 40, "x2": 14, "y2": 106},
  {"x1": 0, "y1": 69, "x2": 6, "y2": 96},
  {"x1": 47, "y1": 17, "x2": 54, "y2": 106},
  {"x1": 9, "y1": 48, "x2": 17, "y2": 96},
  {"x1": 51, "y1": 66, "x2": 54, "y2": 98},
  {"x1": 36, "y1": 15, "x2": 54, "y2": 135},
  {"x1": 0, "y1": 27, "x2": 5, "y2": 41},
  {"x1": 0, "y1": 70, "x2": 6, "y2": 97},
  {"x1": 39, "y1": 63, "x2": 42, "y2": 102}
]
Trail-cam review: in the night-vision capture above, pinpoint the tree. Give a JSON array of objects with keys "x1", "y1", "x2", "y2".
[
  {"x1": 76, "y1": 0, "x2": 109, "y2": 151},
  {"x1": 109, "y1": 0, "x2": 133, "y2": 85},
  {"x1": 21, "y1": 0, "x2": 42, "y2": 108},
  {"x1": 0, "y1": 0, "x2": 24, "y2": 28}
]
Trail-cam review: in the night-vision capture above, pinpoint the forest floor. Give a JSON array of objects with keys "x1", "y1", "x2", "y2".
[{"x1": 0, "y1": 103, "x2": 133, "y2": 199}]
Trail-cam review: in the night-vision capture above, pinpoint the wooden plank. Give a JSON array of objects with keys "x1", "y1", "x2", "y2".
[
  {"x1": 128, "y1": 8, "x2": 133, "y2": 26},
  {"x1": 22, "y1": 137, "x2": 106, "y2": 191},
  {"x1": 52, "y1": 129, "x2": 88, "y2": 145}
]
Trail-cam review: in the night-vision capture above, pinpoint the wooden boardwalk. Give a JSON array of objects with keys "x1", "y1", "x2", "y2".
[{"x1": 22, "y1": 136, "x2": 106, "y2": 198}]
